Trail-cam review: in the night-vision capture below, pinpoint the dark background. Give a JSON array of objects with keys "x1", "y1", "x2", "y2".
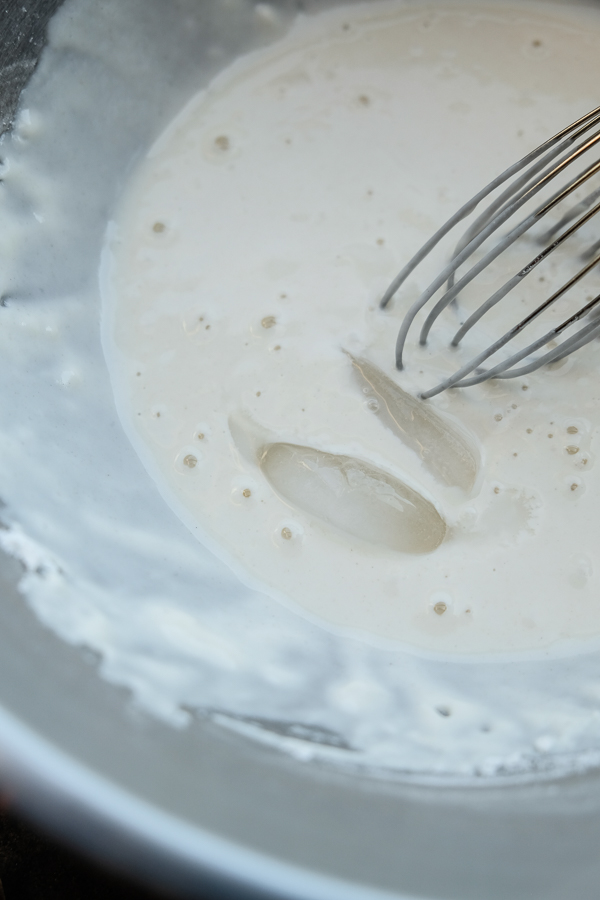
[{"x1": 0, "y1": 803, "x2": 176, "y2": 900}]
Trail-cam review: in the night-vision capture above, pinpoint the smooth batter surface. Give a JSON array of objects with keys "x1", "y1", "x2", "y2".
[{"x1": 105, "y1": 0, "x2": 600, "y2": 655}]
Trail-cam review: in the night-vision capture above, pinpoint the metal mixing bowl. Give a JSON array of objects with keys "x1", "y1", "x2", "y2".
[{"x1": 2, "y1": 1, "x2": 600, "y2": 897}]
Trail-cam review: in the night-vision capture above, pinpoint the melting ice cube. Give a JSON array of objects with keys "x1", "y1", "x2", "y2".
[
  {"x1": 260, "y1": 442, "x2": 446, "y2": 554},
  {"x1": 349, "y1": 355, "x2": 478, "y2": 492}
]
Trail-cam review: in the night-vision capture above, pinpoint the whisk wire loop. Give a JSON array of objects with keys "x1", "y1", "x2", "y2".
[
  {"x1": 381, "y1": 104, "x2": 600, "y2": 312},
  {"x1": 393, "y1": 129, "x2": 600, "y2": 370},
  {"x1": 457, "y1": 296, "x2": 600, "y2": 388},
  {"x1": 419, "y1": 130, "x2": 600, "y2": 349},
  {"x1": 420, "y1": 258, "x2": 600, "y2": 398},
  {"x1": 450, "y1": 196, "x2": 600, "y2": 347},
  {"x1": 496, "y1": 311, "x2": 600, "y2": 379},
  {"x1": 446, "y1": 111, "x2": 600, "y2": 287},
  {"x1": 383, "y1": 105, "x2": 600, "y2": 396}
]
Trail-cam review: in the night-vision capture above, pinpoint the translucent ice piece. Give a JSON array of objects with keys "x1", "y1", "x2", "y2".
[
  {"x1": 349, "y1": 355, "x2": 478, "y2": 492},
  {"x1": 260, "y1": 442, "x2": 446, "y2": 554}
]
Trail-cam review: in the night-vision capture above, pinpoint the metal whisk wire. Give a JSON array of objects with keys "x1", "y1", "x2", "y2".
[{"x1": 381, "y1": 105, "x2": 600, "y2": 399}]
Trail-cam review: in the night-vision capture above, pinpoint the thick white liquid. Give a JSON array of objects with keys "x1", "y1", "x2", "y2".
[
  {"x1": 5, "y1": 0, "x2": 600, "y2": 782},
  {"x1": 105, "y1": 0, "x2": 600, "y2": 655}
]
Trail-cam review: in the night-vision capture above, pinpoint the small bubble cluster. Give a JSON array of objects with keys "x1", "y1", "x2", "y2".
[{"x1": 214, "y1": 135, "x2": 230, "y2": 151}]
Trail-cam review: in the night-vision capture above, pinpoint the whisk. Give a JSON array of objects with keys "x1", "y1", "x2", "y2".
[{"x1": 381, "y1": 105, "x2": 600, "y2": 399}]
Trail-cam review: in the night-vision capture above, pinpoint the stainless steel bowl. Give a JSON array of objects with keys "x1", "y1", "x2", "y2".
[{"x1": 2, "y1": 1, "x2": 600, "y2": 897}]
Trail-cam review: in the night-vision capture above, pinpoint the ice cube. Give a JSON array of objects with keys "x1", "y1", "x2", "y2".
[
  {"x1": 259, "y1": 442, "x2": 446, "y2": 554},
  {"x1": 349, "y1": 355, "x2": 478, "y2": 492}
]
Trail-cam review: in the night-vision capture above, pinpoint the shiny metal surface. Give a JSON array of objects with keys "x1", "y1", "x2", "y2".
[
  {"x1": 2, "y1": 2, "x2": 600, "y2": 898},
  {"x1": 382, "y1": 104, "x2": 600, "y2": 398}
]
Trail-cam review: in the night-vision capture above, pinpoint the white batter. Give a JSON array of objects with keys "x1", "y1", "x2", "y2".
[
  {"x1": 104, "y1": 0, "x2": 600, "y2": 655},
  {"x1": 4, "y1": 0, "x2": 600, "y2": 782}
]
